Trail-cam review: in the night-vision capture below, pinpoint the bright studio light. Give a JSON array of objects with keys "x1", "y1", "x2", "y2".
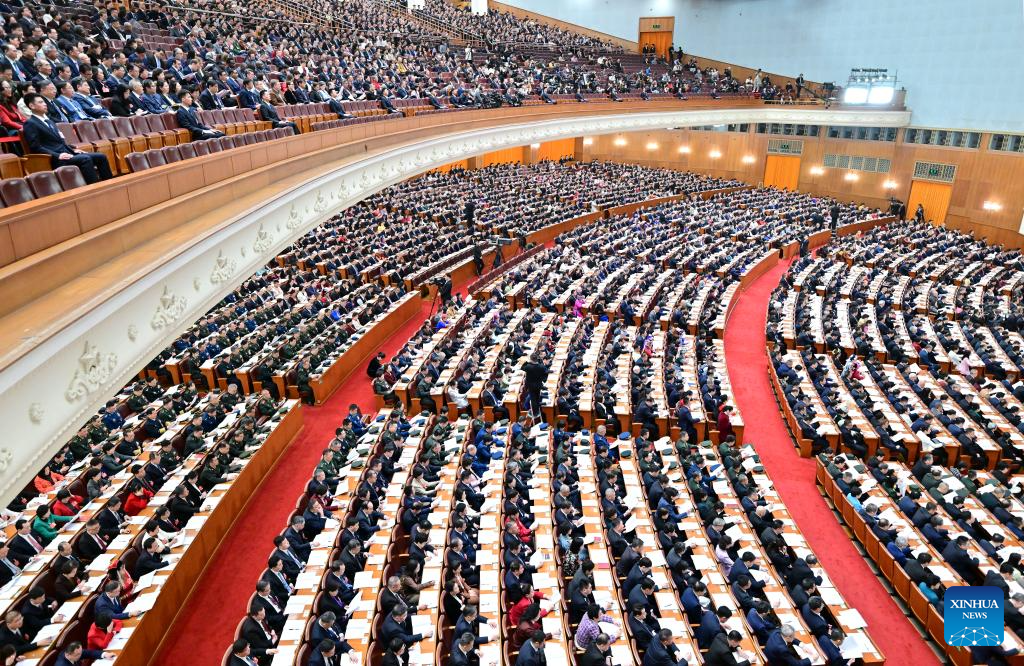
[
  {"x1": 646, "y1": 142, "x2": 659, "y2": 150},
  {"x1": 843, "y1": 86, "x2": 869, "y2": 104},
  {"x1": 867, "y1": 85, "x2": 895, "y2": 104},
  {"x1": 678, "y1": 146, "x2": 691, "y2": 154},
  {"x1": 709, "y1": 149, "x2": 722, "y2": 159},
  {"x1": 582, "y1": 137, "x2": 594, "y2": 146},
  {"x1": 883, "y1": 180, "x2": 898, "y2": 190},
  {"x1": 613, "y1": 137, "x2": 627, "y2": 146},
  {"x1": 530, "y1": 143, "x2": 540, "y2": 149},
  {"x1": 809, "y1": 166, "x2": 825, "y2": 176},
  {"x1": 741, "y1": 155, "x2": 756, "y2": 164},
  {"x1": 844, "y1": 172, "x2": 859, "y2": 182},
  {"x1": 983, "y1": 201, "x2": 1002, "y2": 211}
]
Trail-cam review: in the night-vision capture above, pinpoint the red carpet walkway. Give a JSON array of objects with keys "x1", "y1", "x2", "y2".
[
  {"x1": 153, "y1": 290, "x2": 450, "y2": 666},
  {"x1": 723, "y1": 257, "x2": 940, "y2": 665}
]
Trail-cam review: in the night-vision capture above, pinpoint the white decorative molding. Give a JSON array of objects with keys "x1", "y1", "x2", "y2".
[
  {"x1": 0, "y1": 448, "x2": 11, "y2": 473},
  {"x1": 28, "y1": 403, "x2": 44, "y2": 424},
  {"x1": 64, "y1": 342, "x2": 119, "y2": 403},
  {"x1": 150, "y1": 286, "x2": 189, "y2": 331},
  {"x1": 0, "y1": 105, "x2": 912, "y2": 505},
  {"x1": 210, "y1": 250, "x2": 237, "y2": 285},
  {"x1": 252, "y1": 224, "x2": 273, "y2": 254}
]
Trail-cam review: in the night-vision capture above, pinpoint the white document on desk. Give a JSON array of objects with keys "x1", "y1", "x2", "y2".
[
  {"x1": 271, "y1": 645, "x2": 297, "y2": 666},
  {"x1": 837, "y1": 607, "x2": 868, "y2": 629},
  {"x1": 126, "y1": 591, "x2": 159, "y2": 614}
]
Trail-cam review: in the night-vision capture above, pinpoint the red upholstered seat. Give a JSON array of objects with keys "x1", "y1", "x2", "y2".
[
  {"x1": 161, "y1": 145, "x2": 182, "y2": 163},
  {"x1": 144, "y1": 149, "x2": 167, "y2": 167},
  {"x1": 125, "y1": 152, "x2": 150, "y2": 172},
  {"x1": 0, "y1": 177, "x2": 35, "y2": 206},
  {"x1": 178, "y1": 143, "x2": 198, "y2": 160},
  {"x1": 26, "y1": 171, "x2": 62, "y2": 198},
  {"x1": 54, "y1": 166, "x2": 87, "y2": 191}
]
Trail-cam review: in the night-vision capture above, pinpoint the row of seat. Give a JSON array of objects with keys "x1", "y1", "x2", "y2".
[
  {"x1": 0, "y1": 166, "x2": 87, "y2": 207},
  {"x1": 125, "y1": 128, "x2": 295, "y2": 172},
  {"x1": 309, "y1": 114, "x2": 403, "y2": 132},
  {"x1": 44, "y1": 110, "x2": 269, "y2": 177}
]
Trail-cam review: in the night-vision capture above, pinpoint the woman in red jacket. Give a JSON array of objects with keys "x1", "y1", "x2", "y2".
[
  {"x1": 123, "y1": 485, "x2": 152, "y2": 516},
  {"x1": 52, "y1": 488, "x2": 83, "y2": 517},
  {"x1": 87, "y1": 611, "x2": 123, "y2": 650},
  {"x1": 0, "y1": 80, "x2": 25, "y2": 136},
  {"x1": 33, "y1": 464, "x2": 65, "y2": 494}
]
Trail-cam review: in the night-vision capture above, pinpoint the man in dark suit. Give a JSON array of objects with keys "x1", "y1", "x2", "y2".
[
  {"x1": 134, "y1": 537, "x2": 169, "y2": 578},
  {"x1": 645, "y1": 628, "x2": 689, "y2": 665},
  {"x1": 0, "y1": 541, "x2": 22, "y2": 585},
  {"x1": 449, "y1": 632, "x2": 478, "y2": 666},
  {"x1": 238, "y1": 80, "x2": 261, "y2": 109},
  {"x1": 252, "y1": 580, "x2": 287, "y2": 633},
  {"x1": 22, "y1": 93, "x2": 112, "y2": 184},
  {"x1": 453, "y1": 605, "x2": 492, "y2": 648},
  {"x1": 326, "y1": 91, "x2": 354, "y2": 119},
  {"x1": 310, "y1": 611, "x2": 354, "y2": 655},
  {"x1": 800, "y1": 597, "x2": 830, "y2": 638},
  {"x1": 198, "y1": 80, "x2": 225, "y2": 110},
  {"x1": 261, "y1": 556, "x2": 293, "y2": 601},
  {"x1": 764, "y1": 626, "x2": 812, "y2": 665},
  {"x1": 257, "y1": 90, "x2": 297, "y2": 134},
  {"x1": 380, "y1": 605, "x2": 433, "y2": 646},
  {"x1": 515, "y1": 630, "x2": 546, "y2": 666},
  {"x1": 706, "y1": 630, "x2": 751, "y2": 666},
  {"x1": 628, "y1": 603, "x2": 660, "y2": 655},
  {"x1": 74, "y1": 519, "x2": 106, "y2": 562},
  {"x1": 307, "y1": 639, "x2": 337, "y2": 666},
  {"x1": 175, "y1": 90, "x2": 224, "y2": 140},
  {"x1": 55, "y1": 642, "x2": 115, "y2": 666},
  {"x1": 578, "y1": 633, "x2": 613, "y2": 666},
  {"x1": 241, "y1": 604, "x2": 278, "y2": 665},
  {"x1": 228, "y1": 639, "x2": 259, "y2": 666},
  {"x1": 8, "y1": 519, "x2": 44, "y2": 566},
  {"x1": 95, "y1": 581, "x2": 140, "y2": 621},
  {"x1": 816, "y1": 629, "x2": 846, "y2": 666}
]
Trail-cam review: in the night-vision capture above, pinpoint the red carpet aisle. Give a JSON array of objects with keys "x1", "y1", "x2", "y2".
[
  {"x1": 723, "y1": 258, "x2": 940, "y2": 665},
  {"x1": 153, "y1": 290, "x2": 449, "y2": 666}
]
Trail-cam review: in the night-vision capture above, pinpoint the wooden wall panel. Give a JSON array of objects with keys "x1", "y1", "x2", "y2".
[
  {"x1": 907, "y1": 181, "x2": 953, "y2": 226},
  {"x1": 763, "y1": 155, "x2": 801, "y2": 190},
  {"x1": 481, "y1": 146, "x2": 526, "y2": 166},
  {"x1": 639, "y1": 32, "x2": 673, "y2": 59},
  {"x1": 536, "y1": 139, "x2": 575, "y2": 162}
]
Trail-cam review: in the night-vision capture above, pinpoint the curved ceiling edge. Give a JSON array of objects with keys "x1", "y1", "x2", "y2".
[{"x1": 0, "y1": 105, "x2": 910, "y2": 504}]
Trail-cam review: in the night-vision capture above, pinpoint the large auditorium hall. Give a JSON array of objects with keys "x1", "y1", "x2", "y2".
[{"x1": 0, "y1": 0, "x2": 1022, "y2": 665}]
